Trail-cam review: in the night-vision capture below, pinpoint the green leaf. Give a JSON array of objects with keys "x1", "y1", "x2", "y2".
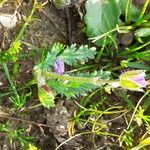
[
  {"x1": 126, "y1": 61, "x2": 150, "y2": 70},
  {"x1": 84, "y1": 0, "x2": 139, "y2": 46},
  {"x1": 131, "y1": 137, "x2": 150, "y2": 150},
  {"x1": 59, "y1": 44, "x2": 96, "y2": 66},
  {"x1": 75, "y1": 70, "x2": 110, "y2": 79},
  {"x1": 135, "y1": 28, "x2": 150, "y2": 37},
  {"x1": 27, "y1": 144, "x2": 39, "y2": 150},
  {"x1": 0, "y1": 41, "x2": 21, "y2": 62},
  {"x1": 42, "y1": 43, "x2": 65, "y2": 69},
  {"x1": 46, "y1": 70, "x2": 110, "y2": 98},
  {"x1": 34, "y1": 67, "x2": 55, "y2": 108},
  {"x1": 128, "y1": 50, "x2": 150, "y2": 61},
  {"x1": 47, "y1": 79, "x2": 97, "y2": 98},
  {"x1": 38, "y1": 86, "x2": 55, "y2": 108},
  {"x1": 118, "y1": 0, "x2": 139, "y2": 22},
  {"x1": 38, "y1": 43, "x2": 96, "y2": 69},
  {"x1": 84, "y1": 0, "x2": 120, "y2": 46}
]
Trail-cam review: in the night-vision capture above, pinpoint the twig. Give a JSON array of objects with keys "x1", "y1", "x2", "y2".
[
  {"x1": 55, "y1": 131, "x2": 92, "y2": 150},
  {"x1": 65, "y1": 7, "x2": 72, "y2": 45},
  {"x1": 0, "y1": 112, "x2": 48, "y2": 128},
  {"x1": 127, "y1": 90, "x2": 150, "y2": 130}
]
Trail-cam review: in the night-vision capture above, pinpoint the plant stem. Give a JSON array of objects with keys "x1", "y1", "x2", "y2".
[
  {"x1": 125, "y1": 0, "x2": 131, "y2": 24},
  {"x1": 96, "y1": 37, "x2": 106, "y2": 62},
  {"x1": 2, "y1": 63, "x2": 19, "y2": 98},
  {"x1": 127, "y1": 90, "x2": 150, "y2": 130},
  {"x1": 16, "y1": 0, "x2": 37, "y2": 41},
  {"x1": 0, "y1": 80, "x2": 36, "y2": 99},
  {"x1": 90, "y1": 28, "x2": 117, "y2": 43},
  {"x1": 111, "y1": 66, "x2": 123, "y2": 71},
  {"x1": 131, "y1": 40, "x2": 150, "y2": 51},
  {"x1": 120, "y1": 40, "x2": 150, "y2": 55},
  {"x1": 43, "y1": 71, "x2": 119, "y2": 87},
  {"x1": 90, "y1": 25, "x2": 133, "y2": 43},
  {"x1": 138, "y1": 0, "x2": 149, "y2": 21},
  {"x1": 55, "y1": 131, "x2": 118, "y2": 150}
]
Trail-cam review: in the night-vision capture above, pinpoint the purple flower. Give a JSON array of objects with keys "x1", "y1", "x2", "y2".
[
  {"x1": 54, "y1": 59, "x2": 65, "y2": 75},
  {"x1": 119, "y1": 70, "x2": 148, "y2": 91},
  {"x1": 132, "y1": 73, "x2": 147, "y2": 87}
]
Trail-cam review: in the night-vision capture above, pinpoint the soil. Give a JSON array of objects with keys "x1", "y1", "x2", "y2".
[
  {"x1": 0, "y1": 1, "x2": 99, "y2": 150},
  {"x1": 0, "y1": 0, "x2": 149, "y2": 150}
]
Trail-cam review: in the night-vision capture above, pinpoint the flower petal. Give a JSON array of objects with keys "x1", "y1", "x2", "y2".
[
  {"x1": 54, "y1": 59, "x2": 65, "y2": 75},
  {"x1": 119, "y1": 70, "x2": 148, "y2": 91},
  {"x1": 132, "y1": 75, "x2": 148, "y2": 87}
]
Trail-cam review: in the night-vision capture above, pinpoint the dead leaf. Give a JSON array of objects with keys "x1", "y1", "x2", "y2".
[{"x1": 0, "y1": 11, "x2": 19, "y2": 29}]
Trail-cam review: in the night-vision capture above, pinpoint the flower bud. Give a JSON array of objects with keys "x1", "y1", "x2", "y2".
[
  {"x1": 119, "y1": 70, "x2": 148, "y2": 91},
  {"x1": 54, "y1": 59, "x2": 65, "y2": 75}
]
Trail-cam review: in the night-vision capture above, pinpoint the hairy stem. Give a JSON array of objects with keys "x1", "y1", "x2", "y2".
[{"x1": 42, "y1": 70, "x2": 119, "y2": 87}]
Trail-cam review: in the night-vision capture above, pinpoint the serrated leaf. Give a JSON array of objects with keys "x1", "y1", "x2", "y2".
[
  {"x1": 46, "y1": 70, "x2": 110, "y2": 98},
  {"x1": 75, "y1": 70, "x2": 110, "y2": 79},
  {"x1": 59, "y1": 44, "x2": 96, "y2": 65},
  {"x1": 0, "y1": 41, "x2": 21, "y2": 62},
  {"x1": 84, "y1": 0, "x2": 120, "y2": 46},
  {"x1": 47, "y1": 79, "x2": 97, "y2": 98},
  {"x1": 37, "y1": 43, "x2": 96, "y2": 69},
  {"x1": 42, "y1": 43, "x2": 65, "y2": 69}
]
